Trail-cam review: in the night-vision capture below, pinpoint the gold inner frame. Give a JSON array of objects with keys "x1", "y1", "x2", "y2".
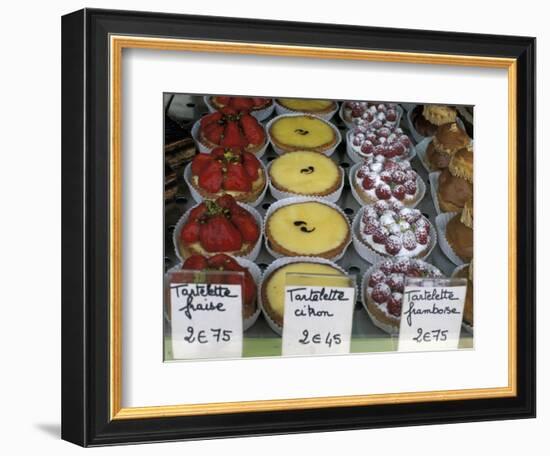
[{"x1": 109, "y1": 35, "x2": 517, "y2": 420}]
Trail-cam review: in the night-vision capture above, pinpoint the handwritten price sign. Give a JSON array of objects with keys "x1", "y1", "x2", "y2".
[
  {"x1": 397, "y1": 278, "x2": 467, "y2": 352},
  {"x1": 169, "y1": 282, "x2": 243, "y2": 359},
  {"x1": 282, "y1": 286, "x2": 355, "y2": 356}
]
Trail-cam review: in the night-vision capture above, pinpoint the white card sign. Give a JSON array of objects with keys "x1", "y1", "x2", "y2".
[
  {"x1": 397, "y1": 277, "x2": 467, "y2": 352},
  {"x1": 282, "y1": 285, "x2": 356, "y2": 356},
  {"x1": 169, "y1": 280, "x2": 243, "y2": 360}
]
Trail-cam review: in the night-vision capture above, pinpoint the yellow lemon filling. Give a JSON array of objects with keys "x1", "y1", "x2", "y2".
[
  {"x1": 266, "y1": 263, "x2": 348, "y2": 319},
  {"x1": 271, "y1": 116, "x2": 335, "y2": 149},
  {"x1": 267, "y1": 202, "x2": 349, "y2": 255},
  {"x1": 278, "y1": 98, "x2": 334, "y2": 112},
  {"x1": 269, "y1": 151, "x2": 339, "y2": 195}
]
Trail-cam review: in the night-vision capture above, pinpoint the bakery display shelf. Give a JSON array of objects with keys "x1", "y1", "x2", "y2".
[{"x1": 163, "y1": 95, "x2": 473, "y2": 360}]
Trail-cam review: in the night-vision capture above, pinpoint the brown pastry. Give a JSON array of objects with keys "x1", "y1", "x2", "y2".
[
  {"x1": 164, "y1": 163, "x2": 178, "y2": 201},
  {"x1": 427, "y1": 123, "x2": 471, "y2": 170},
  {"x1": 437, "y1": 146, "x2": 473, "y2": 212},
  {"x1": 446, "y1": 209, "x2": 473, "y2": 262},
  {"x1": 164, "y1": 115, "x2": 196, "y2": 170},
  {"x1": 412, "y1": 104, "x2": 457, "y2": 137}
]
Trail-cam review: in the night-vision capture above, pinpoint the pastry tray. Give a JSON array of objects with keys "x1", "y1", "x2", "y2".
[{"x1": 163, "y1": 94, "x2": 473, "y2": 359}]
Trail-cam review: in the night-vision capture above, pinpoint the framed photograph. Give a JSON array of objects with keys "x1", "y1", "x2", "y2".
[{"x1": 61, "y1": 8, "x2": 535, "y2": 446}]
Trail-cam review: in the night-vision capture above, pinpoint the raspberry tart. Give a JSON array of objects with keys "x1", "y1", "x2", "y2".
[
  {"x1": 177, "y1": 195, "x2": 261, "y2": 259},
  {"x1": 269, "y1": 150, "x2": 342, "y2": 198},
  {"x1": 197, "y1": 107, "x2": 266, "y2": 154},
  {"x1": 341, "y1": 101, "x2": 399, "y2": 128},
  {"x1": 352, "y1": 157, "x2": 422, "y2": 207},
  {"x1": 189, "y1": 147, "x2": 266, "y2": 203},
  {"x1": 177, "y1": 253, "x2": 258, "y2": 319},
  {"x1": 363, "y1": 258, "x2": 444, "y2": 334},
  {"x1": 348, "y1": 124, "x2": 412, "y2": 162},
  {"x1": 209, "y1": 95, "x2": 272, "y2": 113},
  {"x1": 357, "y1": 202, "x2": 433, "y2": 259}
]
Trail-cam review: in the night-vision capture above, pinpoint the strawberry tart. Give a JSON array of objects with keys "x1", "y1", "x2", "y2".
[
  {"x1": 178, "y1": 253, "x2": 258, "y2": 319},
  {"x1": 189, "y1": 148, "x2": 266, "y2": 203},
  {"x1": 364, "y1": 258, "x2": 444, "y2": 334},
  {"x1": 198, "y1": 107, "x2": 266, "y2": 154},
  {"x1": 209, "y1": 95, "x2": 272, "y2": 113},
  {"x1": 358, "y1": 202, "x2": 432, "y2": 258},
  {"x1": 353, "y1": 156, "x2": 422, "y2": 207},
  {"x1": 178, "y1": 195, "x2": 260, "y2": 258}
]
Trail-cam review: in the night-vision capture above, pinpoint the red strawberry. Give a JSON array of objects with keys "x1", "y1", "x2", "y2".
[
  {"x1": 213, "y1": 96, "x2": 231, "y2": 106},
  {"x1": 252, "y1": 97, "x2": 268, "y2": 107},
  {"x1": 220, "y1": 107, "x2": 238, "y2": 116},
  {"x1": 182, "y1": 254, "x2": 208, "y2": 270},
  {"x1": 180, "y1": 220, "x2": 200, "y2": 243},
  {"x1": 230, "y1": 212, "x2": 260, "y2": 243},
  {"x1": 210, "y1": 147, "x2": 227, "y2": 160},
  {"x1": 188, "y1": 203, "x2": 207, "y2": 221},
  {"x1": 191, "y1": 153, "x2": 214, "y2": 175},
  {"x1": 239, "y1": 114, "x2": 265, "y2": 146},
  {"x1": 200, "y1": 215, "x2": 242, "y2": 252},
  {"x1": 242, "y1": 273, "x2": 257, "y2": 308},
  {"x1": 200, "y1": 111, "x2": 222, "y2": 127},
  {"x1": 207, "y1": 253, "x2": 240, "y2": 270},
  {"x1": 221, "y1": 121, "x2": 246, "y2": 148},
  {"x1": 230, "y1": 97, "x2": 254, "y2": 111},
  {"x1": 198, "y1": 161, "x2": 223, "y2": 193},
  {"x1": 242, "y1": 152, "x2": 261, "y2": 180},
  {"x1": 224, "y1": 163, "x2": 252, "y2": 192},
  {"x1": 202, "y1": 122, "x2": 224, "y2": 143},
  {"x1": 216, "y1": 194, "x2": 239, "y2": 212}
]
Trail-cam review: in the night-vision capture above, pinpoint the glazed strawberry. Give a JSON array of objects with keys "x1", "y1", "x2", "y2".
[
  {"x1": 224, "y1": 163, "x2": 252, "y2": 192},
  {"x1": 182, "y1": 254, "x2": 208, "y2": 270},
  {"x1": 200, "y1": 214, "x2": 242, "y2": 252},
  {"x1": 207, "y1": 253, "x2": 240, "y2": 271},
  {"x1": 242, "y1": 152, "x2": 261, "y2": 180},
  {"x1": 220, "y1": 106, "x2": 238, "y2": 116},
  {"x1": 200, "y1": 111, "x2": 222, "y2": 127},
  {"x1": 230, "y1": 97, "x2": 254, "y2": 111},
  {"x1": 198, "y1": 161, "x2": 224, "y2": 193},
  {"x1": 252, "y1": 97, "x2": 268, "y2": 107},
  {"x1": 180, "y1": 220, "x2": 200, "y2": 243},
  {"x1": 231, "y1": 211, "x2": 260, "y2": 243},
  {"x1": 213, "y1": 96, "x2": 231, "y2": 106},
  {"x1": 202, "y1": 122, "x2": 224, "y2": 144},
  {"x1": 188, "y1": 203, "x2": 207, "y2": 221},
  {"x1": 240, "y1": 113, "x2": 265, "y2": 145},
  {"x1": 191, "y1": 153, "x2": 214, "y2": 175},
  {"x1": 221, "y1": 121, "x2": 246, "y2": 148}
]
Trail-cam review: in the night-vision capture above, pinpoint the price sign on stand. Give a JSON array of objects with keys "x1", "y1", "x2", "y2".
[
  {"x1": 169, "y1": 270, "x2": 243, "y2": 360},
  {"x1": 397, "y1": 277, "x2": 467, "y2": 352},
  {"x1": 282, "y1": 273, "x2": 356, "y2": 356}
]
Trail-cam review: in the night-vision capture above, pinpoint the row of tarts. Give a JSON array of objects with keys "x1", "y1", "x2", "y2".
[{"x1": 165, "y1": 95, "x2": 474, "y2": 337}]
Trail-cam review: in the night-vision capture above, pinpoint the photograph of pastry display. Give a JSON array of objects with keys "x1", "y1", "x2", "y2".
[{"x1": 164, "y1": 94, "x2": 474, "y2": 361}]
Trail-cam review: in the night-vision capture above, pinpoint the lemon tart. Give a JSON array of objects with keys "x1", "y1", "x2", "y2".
[
  {"x1": 277, "y1": 98, "x2": 336, "y2": 114},
  {"x1": 266, "y1": 200, "x2": 350, "y2": 258},
  {"x1": 262, "y1": 261, "x2": 348, "y2": 327},
  {"x1": 269, "y1": 115, "x2": 337, "y2": 153},
  {"x1": 269, "y1": 151, "x2": 341, "y2": 197}
]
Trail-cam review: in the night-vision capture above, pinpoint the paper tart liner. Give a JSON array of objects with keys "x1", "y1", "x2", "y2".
[
  {"x1": 262, "y1": 196, "x2": 352, "y2": 262},
  {"x1": 435, "y1": 212, "x2": 466, "y2": 266},
  {"x1": 360, "y1": 264, "x2": 400, "y2": 335},
  {"x1": 345, "y1": 129, "x2": 416, "y2": 164},
  {"x1": 338, "y1": 103, "x2": 403, "y2": 130},
  {"x1": 400, "y1": 103, "x2": 416, "y2": 113},
  {"x1": 351, "y1": 206, "x2": 437, "y2": 264},
  {"x1": 273, "y1": 99, "x2": 338, "y2": 121},
  {"x1": 265, "y1": 114, "x2": 342, "y2": 157},
  {"x1": 266, "y1": 161, "x2": 345, "y2": 203},
  {"x1": 415, "y1": 137, "x2": 436, "y2": 173},
  {"x1": 203, "y1": 95, "x2": 275, "y2": 122},
  {"x1": 428, "y1": 171, "x2": 444, "y2": 215},
  {"x1": 183, "y1": 161, "x2": 269, "y2": 208},
  {"x1": 451, "y1": 263, "x2": 474, "y2": 334},
  {"x1": 405, "y1": 107, "x2": 466, "y2": 143},
  {"x1": 348, "y1": 163, "x2": 426, "y2": 209},
  {"x1": 258, "y1": 256, "x2": 354, "y2": 336},
  {"x1": 173, "y1": 201, "x2": 263, "y2": 263},
  {"x1": 164, "y1": 258, "x2": 262, "y2": 331},
  {"x1": 191, "y1": 118, "x2": 269, "y2": 159}
]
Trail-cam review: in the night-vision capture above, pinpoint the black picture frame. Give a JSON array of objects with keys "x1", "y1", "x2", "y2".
[{"x1": 62, "y1": 8, "x2": 536, "y2": 447}]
